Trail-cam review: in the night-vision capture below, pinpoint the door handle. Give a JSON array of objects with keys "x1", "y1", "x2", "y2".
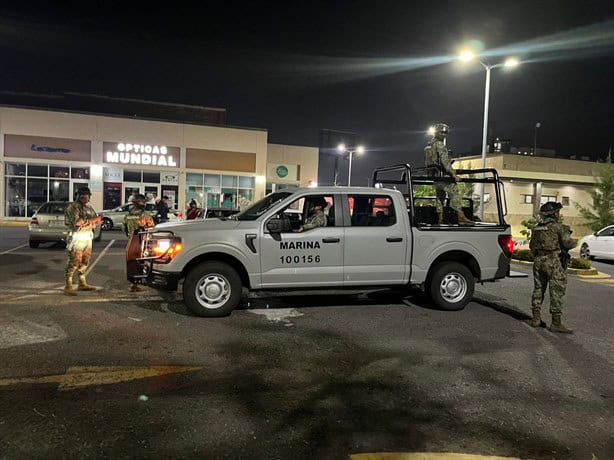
[
  {"x1": 322, "y1": 237, "x2": 340, "y2": 243},
  {"x1": 386, "y1": 237, "x2": 403, "y2": 242}
]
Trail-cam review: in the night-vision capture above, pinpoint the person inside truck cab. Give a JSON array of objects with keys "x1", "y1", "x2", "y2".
[{"x1": 295, "y1": 196, "x2": 328, "y2": 232}]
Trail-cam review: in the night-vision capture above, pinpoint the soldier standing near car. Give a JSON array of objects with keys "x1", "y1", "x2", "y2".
[
  {"x1": 63, "y1": 187, "x2": 102, "y2": 296},
  {"x1": 424, "y1": 123, "x2": 474, "y2": 225},
  {"x1": 124, "y1": 194, "x2": 155, "y2": 292},
  {"x1": 529, "y1": 201, "x2": 577, "y2": 333}
]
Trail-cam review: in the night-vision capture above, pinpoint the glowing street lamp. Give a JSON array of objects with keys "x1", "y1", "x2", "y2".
[
  {"x1": 337, "y1": 144, "x2": 366, "y2": 186},
  {"x1": 458, "y1": 48, "x2": 520, "y2": 219}
]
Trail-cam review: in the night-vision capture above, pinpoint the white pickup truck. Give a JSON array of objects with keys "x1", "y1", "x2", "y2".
[{"x1": 127, "y1": 164, "x2": 513, "y2": 317}]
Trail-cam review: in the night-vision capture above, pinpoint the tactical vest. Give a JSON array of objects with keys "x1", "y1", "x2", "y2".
[{"x1": 531, "y1": 222, "x2": 559, "y2": 252}]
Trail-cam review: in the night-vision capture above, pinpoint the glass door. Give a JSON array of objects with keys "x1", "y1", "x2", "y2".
[
  {"x1": 124, "y1": 183, "x2": 142, "y2": 204},
  {"x1": 71, "y1": 181, "x2": 89, "y2": 201},
  {"x1": 144, "y1": 185, "x2": 160, "y2": 205}
]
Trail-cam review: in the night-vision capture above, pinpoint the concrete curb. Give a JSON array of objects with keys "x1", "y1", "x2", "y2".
[
  {"x1": 511, "y1": 259, "x2": 606, "y2": 277},
  {"x1": 0, "y1": 221, "x2": 29, "y2": 227}
]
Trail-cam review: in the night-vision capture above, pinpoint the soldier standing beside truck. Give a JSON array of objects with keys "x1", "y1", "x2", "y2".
[
  {"x1": 529, "y1": 201, "x2": 577, "y2": 333},
  {"x1": 63, "y1": 187, "x2": 102, "y2": 296},
  {"x1": 424, "y1": 123, "x2": 474, "y2": 225},
  {"x1": 124, "y1": 194, "x2": 156, "y2": 292}
]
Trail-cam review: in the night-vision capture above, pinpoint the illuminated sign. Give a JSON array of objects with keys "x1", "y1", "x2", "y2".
[{"x1": 104, "y1": 143, "x2": 178, "y2": 167}]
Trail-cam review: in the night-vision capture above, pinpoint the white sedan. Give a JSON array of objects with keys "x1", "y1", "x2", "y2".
[{"x1": 579, "y1": 225, "x2": 614, "y2": 261}]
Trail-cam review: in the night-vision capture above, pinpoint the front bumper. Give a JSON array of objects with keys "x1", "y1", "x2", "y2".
[{"x1": 127, "y1": 258, "x2": 181, "y2": 291}]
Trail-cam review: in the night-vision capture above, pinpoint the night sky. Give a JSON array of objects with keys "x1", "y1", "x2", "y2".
[{"x1": 1, "y1": 2, "x2": 613, "y2": 185}]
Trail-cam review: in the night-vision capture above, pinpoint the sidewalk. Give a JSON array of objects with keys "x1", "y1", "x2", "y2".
[{"x1": 0, "y1": 220, "x2": 29, "y2": 227}]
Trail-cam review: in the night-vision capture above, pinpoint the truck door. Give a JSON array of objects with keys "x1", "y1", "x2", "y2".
[
  {"x1": 343, "y1": 193, "x2": 409, "y2": 285},
  {"x1": 260, "y1": 194, "x2": 344, "y2": 287}
]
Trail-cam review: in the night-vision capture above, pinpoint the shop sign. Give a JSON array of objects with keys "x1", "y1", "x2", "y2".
[
  {"x1": 161, "y1": 172, "x2": 179, "y2": 186},
  {"x1": 103, "y1": 167, "x2": 123, "y2": 182},
  {"x1": 267, "y1": 163, "x2": 298, "y2": 181},
  {"x1": 104, "y1": 142, "x2": 178, "y2": 167},
  {"x1": 31, "y1": 144, "x2": 71, "y2": 153}
]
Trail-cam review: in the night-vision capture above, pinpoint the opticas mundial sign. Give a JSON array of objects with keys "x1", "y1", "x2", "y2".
[{"x1": 104, "y1": 143, "x2": 178, "y2": 167}]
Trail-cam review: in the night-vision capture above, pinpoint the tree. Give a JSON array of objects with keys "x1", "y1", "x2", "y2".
[{"x1": 575, "y1": 153, "x2": 614, "y2": 232}]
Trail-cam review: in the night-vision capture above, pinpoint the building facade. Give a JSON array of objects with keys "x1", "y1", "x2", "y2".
[
  {"x1": 0, "y1": 107, "x2": 319, "y2": 218},
  {"x1": 454, "y1": 153, "x2": 608, "y2": 237}
]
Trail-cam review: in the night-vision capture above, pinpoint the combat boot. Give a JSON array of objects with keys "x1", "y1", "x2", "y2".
[
  {"x1": 550, "y1": 314, "x2": 573, "y2": 334},
  {"x1": 78, "y1": 275, "x2": 96, "y2": 291},
  {"x1": 529, "y1": 308, "x2": 541, "y2": 327},
  {"x1": 63, "y1": 278, "x2": 77, "y2": 296},
  {"x1": 457, "y1": 212, "x2": 474, "y2": 225}
]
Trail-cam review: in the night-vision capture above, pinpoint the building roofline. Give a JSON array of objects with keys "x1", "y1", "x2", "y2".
[
  {"x1": 64, "y1": 92, "x2": 227, "y2": 112},
  {"x1": 0, "y1": 104, "x2": 268, "y2": 133}
]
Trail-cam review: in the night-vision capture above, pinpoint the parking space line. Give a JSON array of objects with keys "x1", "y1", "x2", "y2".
[
  {"x1": 0, "y1": 243, "x2": 28, "y2": 255},
  {"x1": 86, "y1": 240, "x2": 115, "y2": 276}
]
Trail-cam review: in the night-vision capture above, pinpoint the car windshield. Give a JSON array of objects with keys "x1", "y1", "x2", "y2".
[{"x1": 234, "y1": 192, "x2": 293, "y2": 221}]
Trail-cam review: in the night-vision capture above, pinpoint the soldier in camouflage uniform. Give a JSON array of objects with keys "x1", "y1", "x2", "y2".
[
  {"x1": 296, "y1": 196, "x2": 328, "y2": 232},
  {"x1": 124, "y1": 194, "x2": 155, "y2": 292},
  {"x1": 63, "y1": 187, "x2": 102, "y2": 296},
  {"x1": 424, "y1": 123, "x2": 473, "y2": 225},
  {"x1": 529, "y1": 201, "x2": 577, "y2": 333}
]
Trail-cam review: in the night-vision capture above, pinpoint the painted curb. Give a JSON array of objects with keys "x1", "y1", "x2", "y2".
[
  {"x1": 350, "y1": 454, "x2": 521, "y2": 460},
  {"x1": 0, "y1": 221, "x2": 29, "y2": 227},
  {"x1": 511, "y1": 259, "x2": 604, "y2": 277}
]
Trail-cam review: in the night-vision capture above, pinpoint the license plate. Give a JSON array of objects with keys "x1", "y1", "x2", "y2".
[{"x1": 50, "y1": 221, "x2": 66, "y2": 228}]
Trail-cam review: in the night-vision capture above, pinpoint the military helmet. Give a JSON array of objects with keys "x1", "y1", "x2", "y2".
[
  {"x1": 76, "y1": 187, "x2": 92, "y2": 197},
  {"x1": 134, "y1": 193, "x2": 147, "y2": 203},
  {"x1": 433, "y1": 123, "x2": 449, "y2": 136},
  {"x1": 539, "y1": 201, "x2": 563, "y2": 216},
  {"x1": 310, "y1": 196, "x2": 328, "y2": 208}
]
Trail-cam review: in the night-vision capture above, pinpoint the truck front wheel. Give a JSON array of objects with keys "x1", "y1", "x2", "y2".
[
  {"x1": 184, "y1": 261, "x2": 242, "y2": 317},
  {"x1": 427, "y1": 262, "x2": 475, "y2": 311}
]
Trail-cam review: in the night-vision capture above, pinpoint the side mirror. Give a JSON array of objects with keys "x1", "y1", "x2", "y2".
[
  {"x1": 593, "y1": 232, "x2": 598, "y2": 236},
  {"x1": 267, "y1": 217, "x2": 290, "y2": 233}
]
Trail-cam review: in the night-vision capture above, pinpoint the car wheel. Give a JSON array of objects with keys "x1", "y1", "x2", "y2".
[
  {"x1": 183, "y1": 261, "x2": 242, "y2": 317},
  {"x1": 427, "y1": 262, "x2": 475, "y2": 311},
  {"x1": 29, "y1": 240, "x2": 39, "y2": 249},
  {"x1": 580, "y1": 243, "x2": 593, "y2": 260},
  {"x1": 101, "y1": 218, "x2": 113, "y2": 231}
]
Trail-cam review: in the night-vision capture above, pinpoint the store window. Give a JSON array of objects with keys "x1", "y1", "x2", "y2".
[
  {"x1": 540, "y1": 195, "x2": 557, "y2": 204},
  {"x1": 185, "y1": 173, "x2": 255, "y2": 210},
  {"x1": 522, "y1": 194, "x2": 533, "y2": 204},
  {"x1": 143, "y1": 171, "x2": 160, "y2": 183},
  {"x1": 71, "y1": 167, "x2": 90, "y2": 180},
  {"x1": 4, "y1": 162, "x2": 89, "y2": 217},
  {"x1": 124, "y1": 170, "x2": 142, "y2": 182},
  {"x1": 562, "y1": 196, "x2": 570, "y2": 207}
]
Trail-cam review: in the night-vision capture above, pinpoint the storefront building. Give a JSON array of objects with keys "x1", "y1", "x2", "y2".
[{"x1": 1, "y1": 106, "x2": 319, "y2": 219}]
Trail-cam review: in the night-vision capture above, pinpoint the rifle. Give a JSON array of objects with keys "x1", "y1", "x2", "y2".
[{"x1": 559, "y1": 225, "x2": 572, "y2": 269}]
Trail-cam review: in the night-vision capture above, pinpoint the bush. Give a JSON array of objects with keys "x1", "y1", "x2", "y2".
[
  {"x1": 569, "y1": 257, "x2": 592, "y2": 270},
  {"x1": 512, "y1": 249, "x2": 534, "y2": 262}
]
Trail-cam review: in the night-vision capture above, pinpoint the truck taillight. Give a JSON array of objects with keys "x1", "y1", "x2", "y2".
[
  {"x1": 498, "y1": 234, "x2": 514, "y2": 257},
  {"x1": 30, "y1": 217, "x2": 39, "y2": 226}
]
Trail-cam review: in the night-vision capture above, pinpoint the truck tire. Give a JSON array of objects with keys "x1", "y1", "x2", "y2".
[
  {"x1": 183, "y1": 261, "x2": 242, "y2": 317},
  {"x1": 427, "y1": 262, "x2": 475, "y2": 311}
]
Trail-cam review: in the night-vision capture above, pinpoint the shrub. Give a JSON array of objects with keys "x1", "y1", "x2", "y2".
[
  {"x1": 512, "y1": 249, "x2": 534, "y2": 262},
  {"x1": 569, "y1": 257, "x2": 592, "y2": 270}
]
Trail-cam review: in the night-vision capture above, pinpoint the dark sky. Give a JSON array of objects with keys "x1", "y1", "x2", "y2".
[{"x1": 1, "y1": 1, "x2": 613, "y2": 186}]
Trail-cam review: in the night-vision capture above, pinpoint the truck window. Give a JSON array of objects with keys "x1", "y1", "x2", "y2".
[
  {"x1": 276, "y1": 195, "x2": 335, "y2": 232},
  {"x1": 347, "y1": 195, "x2": 396, "y2": 227}
]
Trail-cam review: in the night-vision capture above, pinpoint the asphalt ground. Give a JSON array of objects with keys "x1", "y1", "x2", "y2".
[{"x1": 0, "y1": 226, "x2": 613, "y2": 459}]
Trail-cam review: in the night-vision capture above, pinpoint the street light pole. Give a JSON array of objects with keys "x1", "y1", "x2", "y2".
[
  {"x1": 533, "y1": 122, "x2": 541, "y2": 155},
  {"x1": 479, "y1": 64, "x2": 492, "y2": 220},
  {"x1": 348, "y1": 151, "x2": 354, "y2": 187}
]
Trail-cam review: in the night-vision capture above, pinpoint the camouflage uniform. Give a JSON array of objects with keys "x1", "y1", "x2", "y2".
[
  {"x1": 424, "y1": 124, "x2": 466, "y2": 223},
  {"x1": 529, "y1": 215, "x2": 577, "y2": 329},
  {"x1": 124, "y1": 201, "x2": 155, "y2": 292},
  {"x1": 64, "y1": 199, "x2": 98, "y2": 292},
  {"x1": 302, "y1": 209, "x2": 327, "y2": 231},
  {"x1": 124, "y1": 204, "x2": 155, "y2": 236}
]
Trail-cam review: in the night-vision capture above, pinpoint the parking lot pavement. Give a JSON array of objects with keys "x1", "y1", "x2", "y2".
[{"x1": 1, "y1": 226, "x2": 613, "y2": 459}]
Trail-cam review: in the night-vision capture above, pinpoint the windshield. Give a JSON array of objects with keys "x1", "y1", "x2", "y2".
[{"x1": 234, "y1": 191, "x2": 293, "y2": 221}]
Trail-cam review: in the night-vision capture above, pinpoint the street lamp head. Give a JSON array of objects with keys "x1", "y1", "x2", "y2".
[
  {"x1": 356, "y1": 145, "x2": 365, "y2": 154},
  {"x1": 337, "y1": 143, "x2": 346, "y2": 153},
  {"x1": 504, "y1": 57, "x2": 520, "y2": 68},
  {"x1": 458, "y1": 50, "x2": 475, "y2": 62}
]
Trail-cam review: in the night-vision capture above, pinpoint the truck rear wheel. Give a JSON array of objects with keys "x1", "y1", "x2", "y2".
[
  {"x1": 183, "y1": 261, "x2": 242, "y2": 317},
  {"x1": 427, "y1": 262, "x2": 474, "y2": 311}
]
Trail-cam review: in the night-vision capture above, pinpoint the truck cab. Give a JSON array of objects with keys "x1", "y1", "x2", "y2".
[{"x1": 127, "y1": 164, "x2": 513, "y2": 317}]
